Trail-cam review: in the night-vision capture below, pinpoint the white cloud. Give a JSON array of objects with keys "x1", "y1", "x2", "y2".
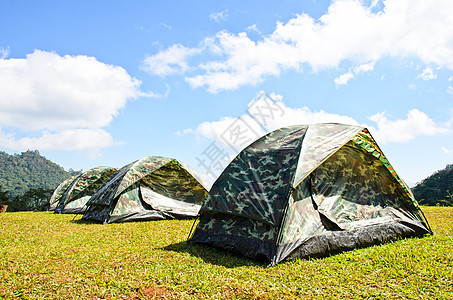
[
  {"x1": 417, "y1": 67, "x2": 437, "y2": 80},
  {"x1": 192, "y1": 115, "x2": 263, "y2": 186},
  {"x1": 184, "y1": 29, "x2": 307, "y2": 93},
  {"x1": 354, "y1": 62, "x2": 375, "y2": 73},
  {"x1": 448, "y1": 86, "x2": 453, "y2": 94},
  {"x1": 441, "y1": 146, "x2": 450, "y2": 154},
  {"x1": 369, "y1": 0, "x2": 380, "y2": 9},
  {"x1": 190, "y1": 92, "x2": 449, "y2": 185},
  {"x1": 193, "y1": 92, "x2": 359, "y2": 153},
  {"x1": 335, "y1": 62, "x2": 375, "y2": 86},
  {"x1": 193, "y1": 92, "x2": 448, "y2": 153},
  {"x1": 0, "y1": 50, "x2": 145, "y2": 155},
  {"x1": 368, "y1": 109, "x2": 450, "y2": 144},
  {"x1": 0, "y1": 50, "x2": 143, "y2": 131},
  {"x1": 146, "y1": 0, "x2": 453, "y2": 92},
  {"x1": 158, "y1": 23, "x2": 172, "y2": 30},
  {"x1": 174, "y1": 128, "x2": 193, "y2": 136},
  {"x1": 209, "y1": 9, "x2": 229, "y2": 23},
  {"x1": 447, "y1": 77, "x2": 453, "y2": 94},
  {"x1": 0, "y1": 128, "x2": 117, "y2": 151},
  {"x1": 334, "y1": 71, "x2": 354, "y2": 86},
  {"x1": 195, "y1": 115, "x2": 264, "y2": 151},
  {"x1": 142, "y1": 44, "x2": 201, "y2": 76},
  {"x1": 246, "y1": 24, "x2": 262, "y2": 35},
  {"x1": 248, "y1": 91, "x2": 359, "y2": 131},
  {"x1": 190, "y1": 92, "x2": 361, "y2": 184},
  {"x1": 0, "y1": 47, "x2": 9, "y2": 59}
]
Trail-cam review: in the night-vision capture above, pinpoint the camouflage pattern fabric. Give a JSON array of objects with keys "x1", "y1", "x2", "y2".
[
  {"x1": 64, "y1": 166, "x2": 116, "y2": 203},
  {"x1": 293, "y1": 123, "x2": 363, "y2": 187},
  {"x1": 48, "y1": 176, "x2": 76, "y2": 210},
  {"x1": 178, "y1": 161, "x2": 209, "y2": 190},
  {"x1": 83, "y1": 156, "x2": 208, "y2": 224},
  {"x1": 140, "y1": 160, "x2": 207, "y2": 205},
  {"x1": 191, "y1": 123, "x2": 432, "y2": 264},
  {"x1": 59, "y1": 195, "x2": 91, "y2": 214},
  {"x1": 84, "y1": 164, "x2": 164, "y2": 223},
  {"x1": 116, "y1": 156, "x2": 174, "y2": 197},
  {"x1": 309, "y1": 141, "x2": 426, "y2": 229},
  {"x1": 55, "y1": 166, "x2": 116, "y2": 214},
  {"x1": 83, "y1": 205, "x2": 111, "y2": 224},
  {"x1": 109, "y1": 182, "x2": 178, "y2": 220},
  {"x1": 191, "y1": 212, "x2": 277, "y2": 261},
  {"x1": 200, "y1": 126, "x2": 307, "y2": 227},
  {"x1": 277, "y1": 182, "x2": 327, "y2": 250},
  {"x1": 351, "y1": 129, "x2": 416, "y2": 205},
  {"x1": 54, "y1": 175, "x2": 81, "y2": 213},
  {"x1": 85, "y1": 163, "x2": 133, "y2": 207},
  {"x1": 274, "y1": 140, "x2": 431, "y2": 263},
  {"x1": 111, "y1": 182, "x2": 149, "y2": 216}
]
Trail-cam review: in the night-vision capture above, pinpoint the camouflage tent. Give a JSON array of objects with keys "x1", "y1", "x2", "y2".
[
  {"x1": 189, "y1": 123, "x2": 432, "y2": 265},
  {"x1": 54, "y1": 166, "x2": 117, "y2": 214},
  {"x1": 48, "y1": 176, "x2": 77, "y2": 211},
  {"x1": 83, "y1": 156, "x2": 208, "y2": 224}
]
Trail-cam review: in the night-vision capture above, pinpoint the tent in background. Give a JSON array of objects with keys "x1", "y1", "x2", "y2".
[
  {"x1": 48, "y1": 176, "x2": 77, "y2": 211},
  {"x1": 189, "y1": 123, "x2": 432, "y2": 265},
  {"x1": 83, "y1": 156, "x2": 208, "y2": 224},
  {"x1": 54, "y1": 166, "x2": 117, "y2": 214}
]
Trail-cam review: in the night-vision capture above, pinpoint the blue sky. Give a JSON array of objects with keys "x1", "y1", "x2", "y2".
[{"x1": 1, "y1": 0, "x2": 452, "y2": 187}]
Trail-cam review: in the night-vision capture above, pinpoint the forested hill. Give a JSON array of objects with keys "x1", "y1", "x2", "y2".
[
  {"x1": 0, "y1": 150, "x2": 71, "y2": 198},
  {"x1": 412, "y1": 164, "x2": 453, "y2": 206}
]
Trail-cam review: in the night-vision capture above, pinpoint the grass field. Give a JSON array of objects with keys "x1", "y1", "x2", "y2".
[{"x1": 0, "y1": 206, "x2": 452, "y2": 299}]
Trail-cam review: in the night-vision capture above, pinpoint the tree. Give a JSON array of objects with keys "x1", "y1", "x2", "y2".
[
  {"x1": 0, "y1": 185, "x2": 9, "y2": 204},
  {"x1": 412, "y1": 164, "x2": 453, "y2": 206},
  {"x1": 445, "y1": 190, "x2": 453, "y2": 206},
  {"x1": 23, "y1": 188, "x2": 53, "y2": 211},
  {"x1": 6, "y1": 187, "x2": 53, "y2": 211},
  {"x1": 68, "y1": 168, "x2": 83, "y2": 176},
  {"x1": 0, "y1": 150, "x2": 71, "y2": 198}
]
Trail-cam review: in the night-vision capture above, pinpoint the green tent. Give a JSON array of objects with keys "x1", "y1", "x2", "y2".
[
  {"x1": 83, "y1": 156, "x2": 208, "y2": 224},
  {"x1": 48, "y1": 176, "x2": 76, "y2": 211},
  {"x1": 54, "y1": 166, "x2": 117, "y2": 214},
  {"x1": 189, "y1": 123, "x2": 432, "y2": 265}
]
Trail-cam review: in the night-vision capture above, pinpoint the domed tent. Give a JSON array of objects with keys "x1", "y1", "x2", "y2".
[
  {"x1": 48, "y1": 176, "x2": 77, "y2": 211},
  {"x1": 83, "y1": 156, "x2": 208, "y2": 224},
  {"x1": 54, "y1": 166, "x2": 117, "y2": 214},
  {"x1": 189, "y1": 123, "x2": 432, "y2": 265}
]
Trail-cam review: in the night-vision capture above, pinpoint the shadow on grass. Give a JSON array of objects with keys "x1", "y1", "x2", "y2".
[
  {"x1": 161, "y1": 241, "x2": 266, "y2": 268},
  {"x1": 71, "y1": 216, "x2": 102, "y2": 225}
]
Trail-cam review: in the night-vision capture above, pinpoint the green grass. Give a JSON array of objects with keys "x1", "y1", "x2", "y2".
[{"x1": 0, "y1": 207, "x2": 452, "y2": 299}]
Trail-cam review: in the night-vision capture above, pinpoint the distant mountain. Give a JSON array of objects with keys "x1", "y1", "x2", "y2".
[
  {"x1": 0, "y1": 150, "x2": 71, "y2": 198},
  {"x1": 412, "y1": 164, "x2": 453, "y2": 206}
]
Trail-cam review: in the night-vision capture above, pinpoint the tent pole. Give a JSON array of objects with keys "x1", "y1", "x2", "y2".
[
  {"x1": 186, "y1": 215, "x2": 199, "y2": 241},
  {"x1": 71, "y1": 205, "x2": 86, "y2": 221},
  {"x1": 418, "y1": 207, "x2": 433, "y2": 234}
]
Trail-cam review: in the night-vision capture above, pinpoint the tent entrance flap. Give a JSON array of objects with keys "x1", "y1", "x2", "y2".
[{"x1": 140, "y1": 185, "x2": 200, "y2": 217}]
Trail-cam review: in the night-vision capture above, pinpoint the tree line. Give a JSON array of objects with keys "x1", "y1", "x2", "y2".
[
  {"x1": 0, "y1": 150, "x2": 82, "y2": 211},
  {"x1": 0, "y1": 150, "x2": 451, "y2": 211},
  {"x1": 412, "y1": 164, "x2": 453, "y2": 206},
  {"x1": 0, "y1": 150, "x2": 74, "y2": 198},
  {"x1": 0, "y1": 185, "x2": 53, "y2": 211}
]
